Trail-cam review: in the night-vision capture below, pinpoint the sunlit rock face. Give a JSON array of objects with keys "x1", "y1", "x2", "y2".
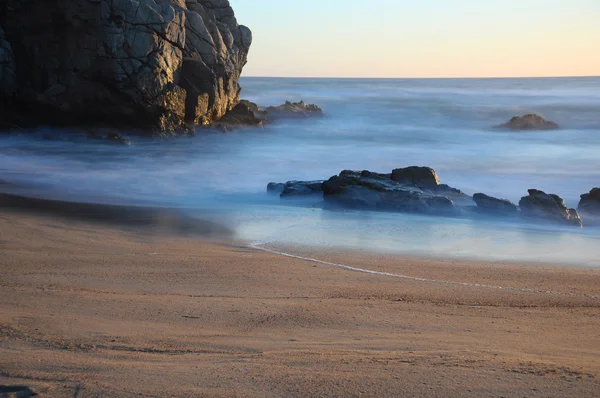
[{"x1": 0, "y1": 0, "x2": 251, "y2": 133}]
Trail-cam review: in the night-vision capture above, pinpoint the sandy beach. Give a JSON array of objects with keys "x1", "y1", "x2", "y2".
[{"x1": 1, "y1": 196, "x2": 600, "y2": 397}]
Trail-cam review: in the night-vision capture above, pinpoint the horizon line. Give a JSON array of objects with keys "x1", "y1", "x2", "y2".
[{"x1": 241, "y1": 74, "x2": 600, "y2": 80}]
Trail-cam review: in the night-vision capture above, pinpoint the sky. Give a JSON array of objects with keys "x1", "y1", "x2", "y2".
[{"x1": 229, "y1": 0, "x2": 600, "y2": 78}]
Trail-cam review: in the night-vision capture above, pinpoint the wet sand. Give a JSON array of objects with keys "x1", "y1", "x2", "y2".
[{"x1": 1, "y1": 196, "x2": 600, "y2": 397}]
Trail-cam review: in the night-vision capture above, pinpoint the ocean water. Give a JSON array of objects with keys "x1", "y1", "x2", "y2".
[{"x1": 1, "y1": 77, "x2": 600, "y2": 265}]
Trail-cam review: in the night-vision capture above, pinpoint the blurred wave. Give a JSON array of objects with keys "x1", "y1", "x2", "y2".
[{"x1": 1, "y1": 77, "x2": 599, "y2": 264}]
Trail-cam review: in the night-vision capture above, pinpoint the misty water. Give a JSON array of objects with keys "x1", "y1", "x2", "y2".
[{"x1": 1, "y1": 77, "x2": 600, "y2": 265}]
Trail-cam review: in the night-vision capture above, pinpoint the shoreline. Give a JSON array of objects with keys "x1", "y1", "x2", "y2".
[
  {"x1": 2, "y1": 195, "x2": 600, "y2": 396},
  {"x1": 2, "y1": 191, "x2": 599, "y2": 269}
]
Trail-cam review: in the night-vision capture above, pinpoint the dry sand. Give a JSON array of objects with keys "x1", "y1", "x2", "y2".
[{"x1": 1, "y1": 195, "x2": 600, "y2": 397}]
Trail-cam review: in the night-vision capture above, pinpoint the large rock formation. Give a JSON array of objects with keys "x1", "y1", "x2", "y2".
[{"x1": 0, "y1": 0, "x2": 251, "y2": 133}]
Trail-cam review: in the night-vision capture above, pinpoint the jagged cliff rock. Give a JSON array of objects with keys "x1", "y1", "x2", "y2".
[{"x1": 0, "y1": 0, "x2": 251, "y2": 133}]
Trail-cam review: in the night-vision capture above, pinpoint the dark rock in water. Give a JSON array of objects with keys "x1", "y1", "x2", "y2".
[
  {"x1": 495, "y1": 114, "x2": 559, "y2": 130},
  {"x1": 88, "y1": 131, "x2": 131, "y2": 146},
  {"x1": 473, "y1": 193, "x2": 518, "y2": 216},
  {"x1": 105, "y1": 133, "x2": 131, "y2": 146},
  {"x1": 213, "y1": 100, "x2": 323, "y2": 129},
  {"x1": 578, "y1": 188, "x2": 600, "y2": 216},
  {"x1": 0, "y1": 1, "x2": 252, "y2": 134},
  {"x1": 391, "y1": 166, "x2": 440, "y2": 189},
  {"x1": 322, "y1": 170, "x2": 455, "y2": 215},
  {"x1": 265, "y1": 101, "x2": 323, "y2": 120},
  {"x1": 429, "y1": 184, "x2": 474, "y2": 207},
  {"x1": 280, "y1": 181, "x2": 324, "y2": 198},
  {"x1": 240, "y1": 100, "x2": 268, "y2": 120},
  {"x1": 216, "y1": 100, "x2": 266, "y2": 128},
  {"x1": 267, "y1": 182, "x2": 285, "y2": 195},
  {"x1": 519, "y1": 189, "x2": 582, "y2": 227}
]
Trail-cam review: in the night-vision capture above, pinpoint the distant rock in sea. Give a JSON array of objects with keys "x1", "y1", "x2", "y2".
[
  {"x1": 0, "y1": 0, "x2": 252, "y2": 134},
  {"x1": 265, "y1": 101, "x2": 324, "y2": 120},
  {"x1": 495, "y1": 114, "x2": 559, "y2": 130}
]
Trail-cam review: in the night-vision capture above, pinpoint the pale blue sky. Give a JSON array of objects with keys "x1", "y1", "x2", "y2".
[{"x1": 230, "y1": 0, "x2": 600, "y2": 78}]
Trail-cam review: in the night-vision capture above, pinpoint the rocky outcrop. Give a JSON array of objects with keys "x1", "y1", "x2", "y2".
[
  {"x1": 268, "y1": 167, "x2": 464, "y2": 215},
  {"x1": 473, "y1": 193, "x2": 518, "y2": 216},
  {"x1": 578, "y1": 188, "x2": 600, "y2": 216},
  {"x1": 264, "y1": 101, "x2": 323, "y2": 120},
  {"x1": 519, "y1": 189, "x2": 582, "y2": 227},
  {"x1": 211, "y1": 99, "x2": 323, "y2": 130},
  {"x1": 322, "y1": 170, "x2": 455, "y2": 214},
  {"x1": 0, "y1": 0, "x2": 251, "y2": 133},
  {"x1": 495, "y1": 114, "x2": 559, "y2": 130},
  {"x1": 267, "y1": 168, "x2": 591, "y2": 228}
]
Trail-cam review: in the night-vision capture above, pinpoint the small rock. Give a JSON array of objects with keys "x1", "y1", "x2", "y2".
[
  {"x1": 495, "y1": 114, "x2": 559, "y2": 130},
  {"x1": 265, "y1": 100, "x2": 323, "y2": 120}
]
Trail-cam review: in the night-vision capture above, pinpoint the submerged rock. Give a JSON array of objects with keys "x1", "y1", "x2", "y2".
[
  {"x1": 519, "y1": 189, "x2": 582, "y2": 227},
  {"x1": 473, "y1": 193, "x2": 518, "y2": 216},
  {"x1": 578, "y1": 188, "x2": 600, "y2": 216},
  {"x1": 495, "y1": 114, "x2": 559, "y2": 130},
  {"x1": 0, "y1": 0, "x2": 252, "y2": 134},
  {"x1": 264, "y1": 101, "x2": 323, "y2": 120},
  {"x1": 280, "y1": 181, "x2": 325, "y2": 198},
  {"x1": 87, "y1": 131, "x2": 131, "y2": 146},
  {"x1": 267, "y1": 182, "x2": 285, "y2": 195}
]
